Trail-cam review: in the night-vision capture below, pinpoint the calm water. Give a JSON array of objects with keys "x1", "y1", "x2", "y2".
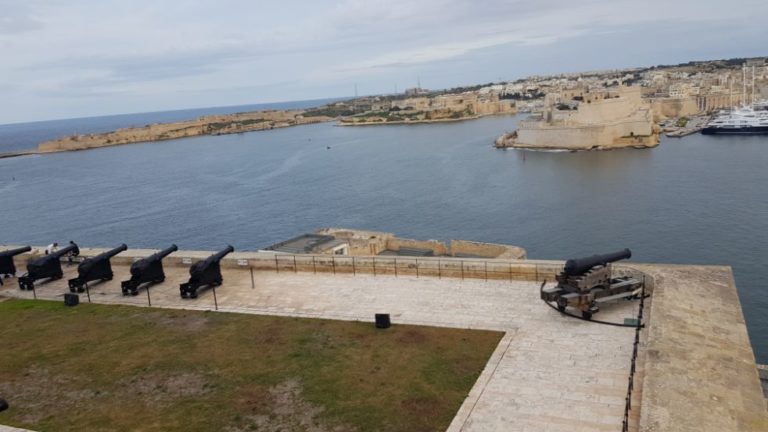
[{"x1": 0, "y1": 115, "x2": 766, "y2": 362}]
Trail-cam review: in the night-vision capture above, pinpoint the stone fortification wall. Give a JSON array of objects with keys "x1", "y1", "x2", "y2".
[
  {"x1": 515, "y1": 116, "x2": 656, "y2": 150},
  {"x1": 386, "y1": 237, "x2": 449, "y2": 255},
  {"x1": 650, "y1": 97, "x2": 700, "y2": 120},
  {"x1": 450, "y1": 240, "x2": 526, "y2": 259},
  {"x1": 315, "y1": 228, "x2": 526, "y2": 258}
]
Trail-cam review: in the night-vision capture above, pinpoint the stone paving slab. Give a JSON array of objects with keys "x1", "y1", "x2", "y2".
[{"x1": 0, "y1": 261, "x2": 640, "y2": 432}]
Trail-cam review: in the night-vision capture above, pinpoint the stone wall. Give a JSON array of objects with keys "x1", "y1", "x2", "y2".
[
  {"x1": 649, "y1": 97, "x2": 700, "y2": 120},
  {"x1": 450, "y1": 240, "x2": 526, "y2": 259}
]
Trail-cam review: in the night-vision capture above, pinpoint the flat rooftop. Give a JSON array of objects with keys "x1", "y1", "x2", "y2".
[{"x1": 0, "y1": 247, "x2": 765, "y2": 431}]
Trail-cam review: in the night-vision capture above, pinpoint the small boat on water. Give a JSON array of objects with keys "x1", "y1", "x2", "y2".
[{"x1": 702, "y1": 105, "x2": 768, "y2": 135}]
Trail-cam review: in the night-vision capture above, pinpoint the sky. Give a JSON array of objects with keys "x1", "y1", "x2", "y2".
[{"x1": 1, "y1": 0, "x2": 766, "y2": 124}]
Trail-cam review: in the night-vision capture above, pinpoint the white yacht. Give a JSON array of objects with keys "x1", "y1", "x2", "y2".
[{"x1": 702, "y1": 105, "x2": 768, "y2": 135}]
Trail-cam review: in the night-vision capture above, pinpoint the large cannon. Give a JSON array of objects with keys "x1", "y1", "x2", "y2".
[
  {"x1": 0, "y1": 246, "x2": 32, "y2": 286},
  {"x1": 121, "y1": 244, "x2": 177, "y2": 296},
  {"x1": 18, "y1": 242, "x2": 80, "y2": 290},
  {"x1": 541, "y1": 249, "x2": 642, "y2": 319},
  {"x1": 68, "y1": 244, "x2": 128, "y2": 293},
  {"x1": 180, "y1": 245, "x2": 234, "y2": 298}
]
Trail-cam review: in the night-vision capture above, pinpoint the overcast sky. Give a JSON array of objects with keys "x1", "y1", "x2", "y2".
[{"x1": 1, "y1": 0, "x2": 766, "y2": 124}]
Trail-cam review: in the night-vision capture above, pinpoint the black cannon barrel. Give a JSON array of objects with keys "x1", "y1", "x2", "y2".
[
  {"x1": 0, "y1": 246, "x2": 32, "y2": 258},
  {"x1": 94, "y1": 244, "x2": 128, "y2": 261},
  {"x1": 209, "y1": 245, "x2": 234, "y2": 263},
  {"x1": 563, "y1": 248, "x2": 631, "y2": 276},
  {"x1": 50, "y1": 242, "x2": 79, "y2": 259},
  {"x1": 147, "y1": 244, "x2": 178, "y2": 261},
  {"x1": 79, "y1": 244, "x2": 127, "y2": 273}
]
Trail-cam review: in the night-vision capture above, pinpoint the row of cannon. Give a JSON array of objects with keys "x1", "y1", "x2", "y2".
[{"x1": 0, "y1": 243, "x2": 234, "y2": 299}]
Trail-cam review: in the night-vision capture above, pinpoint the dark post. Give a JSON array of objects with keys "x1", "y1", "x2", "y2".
[
  {"x1": 250, "y1": 267, "x2": 255, "y2": 289},
  {"x1": 509, "y1": 263, "x2": 513, "y2": 281},
  {"x1": 485, "y1": 262, "x2": 488, "y2": 281},
  {"x1": 394, "y1": 258, "x2": 398, "y2": 277},
  {"x1": 212, "y1": 285, "x2": 218, "y2": 311},
  {"x1": 375, "y1": 313, "x2": 391, "y2": 329},
  {"x1": 415, "y1": 259, "x2": 419, "y2": 278},
  {"x1": 332, "y1": 256, "x2": 336, "y2": 274},
  {"x1": 438, "y1": 260, "x2": 441, "y2": 279},
  {"x1": 146, "y1": 285, "x2": 151, "y2": 307},
  {"x1": 312, "y1": 256, "x2": 316, "y2": 274},
  {"x1": 85, "y1": 283, "x2": 91, "y2": 303},
  {"x1": 461, "y1": 261, "x2": 465, "y2": 280},
  {"x1": 275, "y1": 255, "x2": 279, "y2": 273},
  {"x1": 352, "y1": 257, "x2": 356, "y2": 275},
  {"x1": 373, "y1": 257, "x2": 376, "y2": 276},
  {"x1": 32, "y1": 284, "x2": 36, "y2": 300},
  {"x1": 293, "y1": 255, "x2": 297, "y2": 273}
]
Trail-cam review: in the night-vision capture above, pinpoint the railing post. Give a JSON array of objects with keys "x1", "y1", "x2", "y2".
[
  {"x1": 275, "y1": 255, "x2": 279, "y2": 273},
  {"x1": 312, "y1": 256, "x2": 317, "y2": 274},
  {"x1": 485, "y1": 261, "x2": 488, "y2": 281},
  {"x1": 438, "y1": 259, "x2": 441, "y2": 279},
  {"x1": 293, "y1": 255, "x2": 297, "y2": 273},
  {"x1": 509, "y1": 263, "x2": 513, "y2": 281},
  {"x1": 415, "y1": 259, "x2": 419, "y2": 278},
  {"x1": 461, "y1": 261, "x2": 464, "y2": 280},
  {"x1": 332, "y1": 256, "x2": 336, "y2": 275},
  {"x1": 352, "y1": 257, "x2": 356, "y2": 275},
  {"x1": 394, "y1": 258, "x2": 398, "y2": 277},
  {"x1": 373, "y1": 257, "x2": 376, "y2": 276},
  {"x1": 250, "y1": 267, "x2": 255, "y2": 289}
]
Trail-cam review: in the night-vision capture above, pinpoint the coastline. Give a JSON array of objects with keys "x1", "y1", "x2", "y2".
[
  {"x1": 338, "y1": 114, "x2": 484, "y2": 126},
  {"x1": 35, "y1": 112, "x2": 333, "y2": 155},
  {"x1": 0, "y1": 150, "x2": 38, "y2": 159}
]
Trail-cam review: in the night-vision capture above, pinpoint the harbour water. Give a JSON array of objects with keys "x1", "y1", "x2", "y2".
[{"x1": 0, "y1": 114, "x2": 765, "y2": 362}]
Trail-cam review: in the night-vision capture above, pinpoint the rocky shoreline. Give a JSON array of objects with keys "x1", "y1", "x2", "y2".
[{"x1": 36, "y1": 110, "x2": 333, "y2": 154}]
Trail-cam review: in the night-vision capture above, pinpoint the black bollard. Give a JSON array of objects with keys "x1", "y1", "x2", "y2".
[
  {"x1": 64, "y1": 293, "x2": 79, "y2": 307},
  {"x1": 375, "y1": 313, "x2": 391, "y2": 329},
  {"x1": 0, "y1": 398, "x2": 8, "y2": 412}
]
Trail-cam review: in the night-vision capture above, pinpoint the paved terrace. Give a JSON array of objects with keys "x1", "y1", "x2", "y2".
[{"x1": 0, "y1": 247, "x2": 765, "y2": 432}]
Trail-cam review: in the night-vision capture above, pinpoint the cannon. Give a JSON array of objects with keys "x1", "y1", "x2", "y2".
[
  {"x1": 0, "y1": 246, "x2": 32, "y2": 286},
  {"x1": 541, "y1": 249, "x2": 642, "y2": 319},
  {"x1": 180, "y1": 245, "x2": 234, "y2": 298},
  {"x1": 120, "y1": 244, "x2": 177, "y2": 296},
  {"x1": 68, "y1": 244, "x2": 127, "y2": 293},
  {"x1": 18, "y1": 242, "x2": 80, "y2": 290}
]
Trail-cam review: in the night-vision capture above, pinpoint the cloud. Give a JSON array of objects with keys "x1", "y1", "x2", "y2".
[{"x1": 0, "y1": 0, "x2": 766, "y2": 123}]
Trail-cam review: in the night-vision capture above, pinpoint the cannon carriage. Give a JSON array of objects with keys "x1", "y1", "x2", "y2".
[
  {"x1": 18, "y1": 242, "x2": 80, "y2": 290},
  {"x1": 120, "y1": 244, "x2": 177, "y2": 296},
  {"x1": 180, "y1": 245, "x2": 234, "y2": 298},
  {"x1": 68, "y1": 244, "x2": 128, "y2": 293},
  {"x1": 541, "y1": 249, "x2": 643, "y2": 319}
]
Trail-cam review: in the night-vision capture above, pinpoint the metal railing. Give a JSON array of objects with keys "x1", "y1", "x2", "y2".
[{"x1": 622, "y1": 275, "x2": 648, "y2": 432}]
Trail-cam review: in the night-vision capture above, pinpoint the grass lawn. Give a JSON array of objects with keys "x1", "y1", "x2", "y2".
[{"x1": 0, "y1": 299, "x2": 502, "y2": 432}]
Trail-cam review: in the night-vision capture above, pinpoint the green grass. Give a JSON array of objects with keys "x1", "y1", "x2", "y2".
[{"x1": 0, "y1": 299, "x2": 502, "y2": 432}]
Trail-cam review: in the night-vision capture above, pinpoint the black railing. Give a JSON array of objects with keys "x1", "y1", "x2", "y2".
[{"x1": 622, "y1": 276, "x2": 647, "y2": 432}]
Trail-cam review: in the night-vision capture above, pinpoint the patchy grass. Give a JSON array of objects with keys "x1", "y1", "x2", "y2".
[{"x1": 0, "y1": 299, "x2": 502, "y2": 432}]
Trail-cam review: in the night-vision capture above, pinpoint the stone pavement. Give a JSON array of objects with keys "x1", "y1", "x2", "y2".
[{"x1": 0, "y1": 261, "x2": 641, "y2": 432}]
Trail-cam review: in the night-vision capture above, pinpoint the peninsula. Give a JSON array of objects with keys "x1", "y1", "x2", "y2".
[{"x1": 37, "y1": 109, "x2": 333, "y2": 154}]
